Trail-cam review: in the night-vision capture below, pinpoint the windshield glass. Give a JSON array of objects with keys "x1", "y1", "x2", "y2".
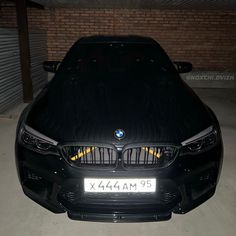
[{"x1": 59, "y1": 43, "x2": 175, "y2": 76}]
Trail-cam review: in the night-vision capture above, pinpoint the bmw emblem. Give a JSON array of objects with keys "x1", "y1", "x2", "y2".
[{"x1": 114, "y1": 129, "x2": 125, "y2": 140}]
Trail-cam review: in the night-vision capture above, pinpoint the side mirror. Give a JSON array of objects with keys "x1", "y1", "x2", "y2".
[
  {"x1": 174, "y1": 61, "x2": 192, "y2": 73},
  {"x1": 43, "y1": 61, "x2": 61, "y2": 73}
]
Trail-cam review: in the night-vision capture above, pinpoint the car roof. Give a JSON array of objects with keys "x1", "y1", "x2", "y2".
[{"x1": 76, "y1": 35, "x2": 159, "y2": 45}]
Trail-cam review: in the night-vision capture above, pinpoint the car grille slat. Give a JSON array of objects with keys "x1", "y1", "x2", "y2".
[
  {"x1": 152, "y1": 149, "x2": 155, "y2": 164},
  {"x1": 92, "y1": 148, "x2": 95, "y2": 164},
  {"x1": 62, "y1": 145, "x2": 117, "y2": 168},
  {"x1": 123, "y1": 145, "x2": 178, "y2": 169}
]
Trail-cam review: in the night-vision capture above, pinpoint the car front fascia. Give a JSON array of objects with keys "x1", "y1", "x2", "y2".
[{"x1": 15, "y1": 124, "x2": 223, "y2": 222}]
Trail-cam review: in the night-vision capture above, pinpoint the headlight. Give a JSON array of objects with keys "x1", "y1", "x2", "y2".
[
  {"x1": 180, "y1": 126, "x2": 218, "y2": 155},
  {"x1": 19, "y1": 125, "x2": 59, "y2": 155}
]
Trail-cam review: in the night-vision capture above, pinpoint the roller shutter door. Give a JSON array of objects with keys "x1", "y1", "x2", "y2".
[
  {"x1": 0, "y1": 28, "x2": 47, "y2": 113},
  {"x1": 29, "y1": 30, "x2": 47, "y2": 93},
  {"x1": 0, "y1": 28, "x2": 23, "y2": 113}
]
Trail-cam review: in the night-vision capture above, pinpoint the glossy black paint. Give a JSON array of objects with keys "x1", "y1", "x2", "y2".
[
  {"x1": 15, "y1": 36, "x2": 223, "y2": 222},
  {"x1": 174, "y1": 61, "x2": 193, "y2": 74}
]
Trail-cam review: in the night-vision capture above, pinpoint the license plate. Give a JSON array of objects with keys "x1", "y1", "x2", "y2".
[{"x1": 84, "y1": 178, "x2": 156, "y2": 193}]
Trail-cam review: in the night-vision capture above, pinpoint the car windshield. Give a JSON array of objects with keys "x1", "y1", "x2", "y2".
[{"x1": 59, "y1": 43, "x2": 175, "y2": 75}]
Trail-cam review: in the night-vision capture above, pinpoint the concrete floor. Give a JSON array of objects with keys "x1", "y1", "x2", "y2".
[{"x1": 0, "y1": 88, "x2": 235, "y2": 236}]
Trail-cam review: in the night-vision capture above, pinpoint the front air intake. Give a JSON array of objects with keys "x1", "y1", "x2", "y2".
[
  {"x1": 122, "y1": 145, "x2": 179, "y2": 169},
  {"x1": 62, "y1": 145, "x2": 117, "y2": 168}
]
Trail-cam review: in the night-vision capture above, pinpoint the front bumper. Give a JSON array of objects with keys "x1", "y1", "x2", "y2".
[{"x1": 15, "y1": 142, "x2": 223, "y2": 222}]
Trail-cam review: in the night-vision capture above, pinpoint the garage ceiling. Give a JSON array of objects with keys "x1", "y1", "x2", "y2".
[{"x1": 31, "y1": 0, "x2": 236, "y2": 9}]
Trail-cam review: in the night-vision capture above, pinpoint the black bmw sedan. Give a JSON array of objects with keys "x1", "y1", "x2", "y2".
[{"x1": 15, "y1": 36, "x2": 223, "y2": 222}]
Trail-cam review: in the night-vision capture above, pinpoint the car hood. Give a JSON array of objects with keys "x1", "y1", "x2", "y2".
[{"x1": 26, "y1": 72, "x2": 213, "y2": 145}]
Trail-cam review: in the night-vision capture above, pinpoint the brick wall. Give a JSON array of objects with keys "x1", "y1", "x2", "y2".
[{"x1": 1, "y1": 4, "x2": 236, "y2": 71}]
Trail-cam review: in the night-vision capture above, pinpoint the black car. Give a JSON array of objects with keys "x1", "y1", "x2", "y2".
[{"x1": 15, "y1": 36, "x2": 223, "y2": 222}]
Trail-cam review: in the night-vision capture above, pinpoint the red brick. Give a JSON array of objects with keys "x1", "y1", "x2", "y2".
[{"x1": 0, "y1": 6, "x2": 235, "y2": 70}]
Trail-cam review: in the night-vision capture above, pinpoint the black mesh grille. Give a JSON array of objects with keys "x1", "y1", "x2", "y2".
[
  {"x1": 58, "y1": 188, "x2": 179, "y2": 207},
  {"x1": 62, "y1": 146, "x2": 117, "y2": 167},
  {"x1": 123, "y1": 146, "x2": 178, "y2": 168}
]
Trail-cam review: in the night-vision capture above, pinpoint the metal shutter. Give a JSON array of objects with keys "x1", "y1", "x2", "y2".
[
  {"x1": 0, "y1": 28, "x2": 48, "y2": 113},
  {"x1": 29, "y1": 30, "x2": 47, "y2": 93},
  {"x1": 0, "y1": 28, "x2": 23, "y2": 113}
]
